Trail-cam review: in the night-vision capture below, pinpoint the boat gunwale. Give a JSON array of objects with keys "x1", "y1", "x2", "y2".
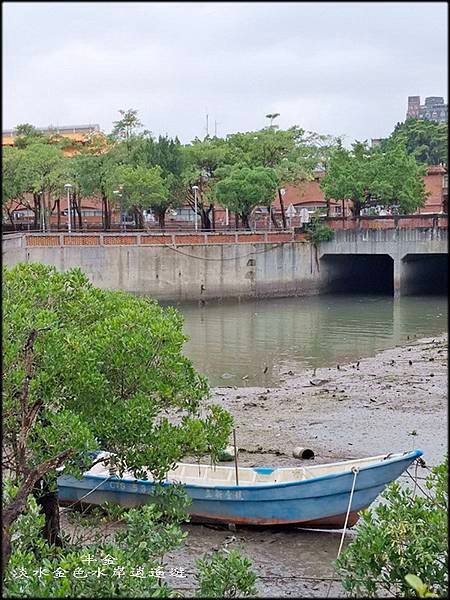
[{"x1": 58, "y1": 449, "x2": 423, "y2": 492}]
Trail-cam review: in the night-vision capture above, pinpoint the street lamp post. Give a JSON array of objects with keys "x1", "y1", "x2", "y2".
[
  {"x1": 40, "y1": 191, "x2": 45, "y2": 232},
  {"x1": 113, "y1": 187, "x2": 124, "y2": 232},
  {"x1": 64, "y1": 184, "x2": 73, "y2": 233},
  {"x1": 192, "y1": 185, "x2": 199, "y2": 231},
  {"x1": 280, "y1": 187, "x2": 287, "y2": 229}
]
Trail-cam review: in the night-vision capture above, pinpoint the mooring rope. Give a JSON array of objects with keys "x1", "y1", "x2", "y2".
[
  {"x1": 325, "y1": 466, "x2": 359, "y2": 598},
  {"x1": 336, "y1": 466, "x2": 359, "y2": 559},
  {"x1": 60, "y1": 475, "x2": 112, "y2": 513}
]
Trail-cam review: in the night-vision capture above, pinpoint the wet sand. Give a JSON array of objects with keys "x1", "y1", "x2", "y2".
[{"x1": 165, "y1": 334, "x2": 447, "y2": 597}]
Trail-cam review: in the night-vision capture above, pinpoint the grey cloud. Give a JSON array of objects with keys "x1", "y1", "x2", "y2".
[{"x1": 4, "y1": 2, "x2": 447, "y2": 143}]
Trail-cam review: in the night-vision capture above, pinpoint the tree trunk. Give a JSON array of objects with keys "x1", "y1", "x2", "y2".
[
  {"x1": 2, "y1": 448, "x2": 74, "y2": 580},
  {"x1": 200, "y1": 208, "x2": 211, "y2": 231},
  {"x1": 102, "y1": 192, "x2": 110, "y2": 230},
  {"x1": 36, "y1": 486, "x2": 62, "y2": 547},
  {"x1": 57, "y1": 198, "x2": 61, "y2": 230},
  {"x1": 157, "y1": 209, "x2": 166, "y2": 230},
  {"x1": 134, "y1": 207, "x2": 144, "y2": 229},
  {"x1": 211, "y1": 205, "x2": 216, "y2": 231},
  {"x1": 2, "y1": 525, "x2": 12, "y2": 580},
  {"x1": 278, "y1": 188, "x2": 287, "y2": 229},
  {"x1": 33, "y1": 193, "x2": 40, "y2": 230},
  {"x1": 6, "y1": 207, "x2": 15, "y2": 228},
  {"x1": 351, "y1": 198, "x2": 362, "y2": 217},
  {"x1": 73, "y1": 193, "x2": 82, "y2": 230},
  {"x1": 235, "y1": 213, "x2": 239, "y2": 230},
  {"x1": 267, "y1": 205, "x2": 279, "y2": 229},
  {"x1": 241, "y1": 214, "x2": 251, "y2": 230}
]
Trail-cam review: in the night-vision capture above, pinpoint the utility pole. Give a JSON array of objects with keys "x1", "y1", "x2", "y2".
[
  {"x1": 214, "y1": 120, "x2": 220, "y2": 137},
  {"x1": 206, "y1": 113, "x2": 209, "y2": 137}
]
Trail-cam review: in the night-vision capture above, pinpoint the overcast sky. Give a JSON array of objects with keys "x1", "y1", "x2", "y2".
[{"x1": 3, "y1": 1, "x2": 448, "y2": 144}]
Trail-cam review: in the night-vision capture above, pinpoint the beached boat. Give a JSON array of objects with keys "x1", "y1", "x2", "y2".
[{"x1": 57, "y1": 448, "x2": 422, "y2": 528}]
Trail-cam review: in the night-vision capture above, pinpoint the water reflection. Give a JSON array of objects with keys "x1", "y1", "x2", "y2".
[{"x1": 167, "y1": 295, "x2": 447, "y2": 387}]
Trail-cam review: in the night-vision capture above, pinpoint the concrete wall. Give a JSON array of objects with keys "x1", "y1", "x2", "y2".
[
  {"x1": 3, "y1": 227, "x2": 447, "y2": 300},
  {"x1": 5, "y1": 241, "x2": 322, "y2": 301}
]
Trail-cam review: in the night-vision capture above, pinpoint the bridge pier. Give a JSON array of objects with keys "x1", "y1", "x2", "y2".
[{"x1": 393, "y1": 259, "x2": 402, "y2": 298}]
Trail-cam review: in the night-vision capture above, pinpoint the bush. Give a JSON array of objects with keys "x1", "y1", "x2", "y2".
[
  {"x1": 3, "y1": 481, "x2": 258, "y2": 598},
  {"x1": 335, "y1": 458, "x2": 448, "y2": 598},
  {"x1": 305, "y1": 212, "x2": 334, "y2": 244},
  {"x1": 195, "y1": 549, "x2": 257, "y2": 598}
]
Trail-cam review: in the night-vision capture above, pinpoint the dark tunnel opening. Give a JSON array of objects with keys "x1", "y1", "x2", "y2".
[
  {"x1": 401, "y1": 254, "x2": 448, "y2": 295},
  {"x1": 320, "y1": 254, "x2": 394, "y2": 295}
]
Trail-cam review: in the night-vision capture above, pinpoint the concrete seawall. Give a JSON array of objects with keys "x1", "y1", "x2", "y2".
[
  {"x1": 3, "y1": 225, "x2": 447, "y2": 300},
  {"x1": 2, "y1": 237, "x2": 321, "y2": 301}
]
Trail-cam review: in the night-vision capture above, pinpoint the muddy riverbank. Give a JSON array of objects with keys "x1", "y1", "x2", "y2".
[
  {"x1": 166, "y1": 333, "x2": 448, "y2": 597},
  {"x1": 62, "y1": 334, "x2": 447, "y2": 597}
]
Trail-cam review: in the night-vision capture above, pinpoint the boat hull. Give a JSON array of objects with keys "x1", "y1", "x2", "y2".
[{"x1": 57, "y1": 449, "x2": 422, "y2": 528}]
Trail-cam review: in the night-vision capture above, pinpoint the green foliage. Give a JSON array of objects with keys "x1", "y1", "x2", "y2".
[
  {"x1": 107, "y1": 164, "x2": 170, "y2": 218},
  {"x1": 214, "y1": 164, "x2": 279, "y2": 226},
  {"x1": 110, "y1": 108, "x2": 143, "y2": 144},
  {"x1": 3, "y1": 480, "x2": 256, "y2": 598},
  {"x1": 13, "y1": 123, "x2": 46, "y2": 149},
  {"x1": 195, "y1": 549, "x2": 258, "y2": 598},
  {"x1": 304, "y1": 211, "x2": 334, "y2": 244},
  {"x1": 383, "y1": 118, "x2": 448, "y2": 166},
  {"x1": 3, "y1": 262, "x2": 232, "y2": 486},
  {"x1": 2, "y1": 142, "x2": 67, "y2": 201},
  {"x1": 335, "y1": 458, "x2": 448, "y2": 598},
  {"x1": 2, "y1": 147, "x2": 25, "y2": 207},
  {"x1": 320, "y1": 140, "x2": 427, "y2": 215},
  {"x1": 3, "y1": 489, "x2": 185, "y2": 597},
  {"x1": 227, "y1": 127, "x2": 338, "y2": 184}
]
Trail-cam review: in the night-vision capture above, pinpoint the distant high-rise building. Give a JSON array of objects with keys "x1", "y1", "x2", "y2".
[
  {"x1": 407, "y1": 96, "x2": 421, "y2": 119},
  {"x1": 407, "y1": 96, "x2": 447, "y2": 123}
]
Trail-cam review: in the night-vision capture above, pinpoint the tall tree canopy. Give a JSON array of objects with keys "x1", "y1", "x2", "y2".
[
  {"x1": 2, "y1": 263, "x2": 232, "y2": 570},
  {"x1": 179, "y1": 136, "x2": 231, "y2": 230},
  {"x1": 225, "y1": 126, "x2": 339, "y2": 227},
  {"x1": 110, "y1": 108, "x2": 144, "y2": 149},
  {"x1": 2, "y1": 142, "x2": 68, "y2": 230},
  {"x1": 214, "y1": 165, "x2": 279, "y2": 229},
  {"x1": 382, "y1": 118, "x2": 448, "y2": 166},
  {"x1": 320, "y1": 141, "x2": 427, "y2": 216},
  {"x1": 107, "y1": 164, "x2": 171, "y2": 228}
]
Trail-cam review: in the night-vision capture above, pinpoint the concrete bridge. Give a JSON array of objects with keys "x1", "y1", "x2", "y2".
[
  {"x1": 319, "y1": 226, "x2": 448, "y2": 297},
  {"x1": 2, "y1": 221, "x2": 448, "y2": 300}
]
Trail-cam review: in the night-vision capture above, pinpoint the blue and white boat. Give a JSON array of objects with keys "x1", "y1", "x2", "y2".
[{"x1": 57, "y1": 449, "x2": 422, "y2": 528}]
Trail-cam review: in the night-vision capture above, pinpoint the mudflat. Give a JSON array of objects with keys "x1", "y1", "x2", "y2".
[{"x1": 165, "y1": 334, "x2": 447, "y2": 597}]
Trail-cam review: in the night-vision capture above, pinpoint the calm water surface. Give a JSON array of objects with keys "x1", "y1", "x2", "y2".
[{"x1": 168, "y1": 295, "x2": 447, "y2": 387}]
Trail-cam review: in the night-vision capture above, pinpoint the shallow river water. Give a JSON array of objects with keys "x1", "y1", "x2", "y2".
[{"x1": 172, "y1": 294, "x2": 447, "y2": 386}]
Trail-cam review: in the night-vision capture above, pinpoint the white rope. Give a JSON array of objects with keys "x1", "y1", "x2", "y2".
[
  {"x1": 337, "y1": 466, "x2": 359, "y2": 559},
  {"x1": 60, "y1": 475, "x2": 112, "y2": 512},
  {"x1": 325, "y1": 466, "x2": 360, "y2": 599}
]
